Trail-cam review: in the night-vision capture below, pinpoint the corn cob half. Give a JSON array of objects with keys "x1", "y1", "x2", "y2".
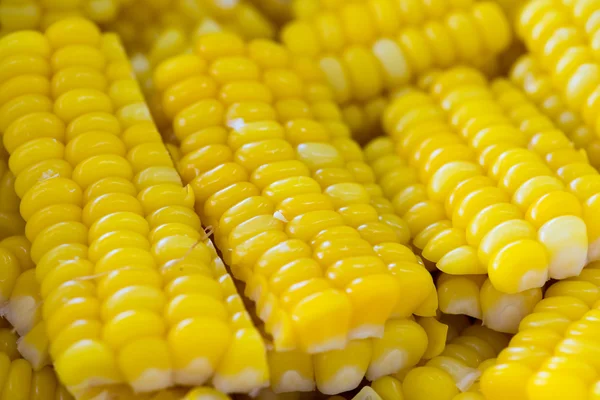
[{"x1": 0, "y1": 18, "x2": 272, "y2": 396}]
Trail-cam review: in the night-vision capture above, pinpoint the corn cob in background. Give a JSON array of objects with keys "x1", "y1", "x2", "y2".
[
  {"x1": 0, "y1": 0, "x2": 276, "y2": 42},
  {"x1": 481, "y1": 267, "x2": 600, "y2": 400},
  {"x1": 279, "y1": 0, "x2": 513, "y2": 140},
  {"x1": 0, "y1": 0, "x2": 121, "y2": 33},
  {"x1": 509, "y1": 55, "x2": 600, "y2": 169},
  {"x1": 0, "y1": 18, "x2": 277, "y2": 397}
]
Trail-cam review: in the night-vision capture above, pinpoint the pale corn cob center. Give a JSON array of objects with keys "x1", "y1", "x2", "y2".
[{"x1": 0, "y1": 18, "x2": 274, "y2": 397}]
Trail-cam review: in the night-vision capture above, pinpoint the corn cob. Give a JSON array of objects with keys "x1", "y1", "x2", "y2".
[
  {"x1": 154, "y1": 31, "x2": 440, "y2": 393},
  {"x1": 0, "y1": 19, "x2": 275, "y2": 396},
  {"x1": 427, "y1": 67, "x2": 600, "y2": 276},
  {"x1": 344, "y1": 321, "x2": 509, "y2": 400},
  {"x1": 280, "y1": 0, "x2": 511, "y2": 114},
  {"x1": 508, "y1": 54, "x2": 600, "y2": 169},
  {"x1": 0, "y1": 0, "x2": 275, "y2": 43},
  {"x1": 416, "y1": 67, "x2": 589, "y2": 292},
  {"x1": 372, "y1": 88, "x2": 544, "y2": 298},
  {"x1": 0, "y1": 326, "x2": 232, "y2": 400},
  {"x1": 481, "y1": 267, "x2": 600, "y2": 400},
  {"x1": 155, "y1": 29, "x2": 433, "y2": 345},
  {"x1": 365, "y1": 128, "x2": 545, "y2": 331}
]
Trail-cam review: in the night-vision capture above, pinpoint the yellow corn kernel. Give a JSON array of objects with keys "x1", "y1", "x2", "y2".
[
  {"x1": 418, "y1": 317, "x2": 448, "y2": 360},
  {"x1": 403, "y1": 367, "x2": 459, "y2": 400},
  {"x1": 314, "y1": 339, "x2": 371, "y2": 395},
  {"x1": 437, "y1": 275, "x2": 482, "y2": 319},
  {"x1": 367, "y1": 319, "x2": 428, "y2": 381}
]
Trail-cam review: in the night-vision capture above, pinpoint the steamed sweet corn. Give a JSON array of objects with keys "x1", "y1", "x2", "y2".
[
  {"x1": 7, "y1": 1, "x2": 600, "y2": 399},
  {"x1": 377, "y1": 66, "x2": 593, "y2": 295},
  {"x1": 481, "y1": 268, "x2": 600, "y2": 400},
  {"x1": 154, "y1": 30, "x2": 436, "y2": 363},
  {"x1": 0, "y1": 18, "x2": 273, "y2": 396},
  {"x1": 280, "y1": 0, "x2": 512, "y2": 112},
  {"x1": 344, "y1": 321, "x2": 508, "y2": 400}
]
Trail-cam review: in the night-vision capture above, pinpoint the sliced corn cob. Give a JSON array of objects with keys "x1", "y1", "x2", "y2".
[
  {"x1": 373, "y1": 80, "x2": 559, "y2": 298},
  {"x1": 0, "y1": 19, "x2": 272, "y2": 396},
  {"x1": 280, "y1": 0, "x2": 511, "y2": 113},
  {"x1": 155, "y1": 30, "x2": 434, "y2": 352},
  {"x1": 426, "y1": 67, "x2": 600, "y2": 274},
  {"x1": 424, "y1": 67, "x2": 589, "y2": 291},
  {"x1": 509, "y1": 54, "x2": 600, "y2": 169},
  {"x1": 154, "y1": 31, "x2": 438, "y2": 393},
  {"x1": 488, "y1": 78, "x2": 600, "y2": 261},
  {"x1": 481, "y1": 269, "x2": 600, "y2": 400}
]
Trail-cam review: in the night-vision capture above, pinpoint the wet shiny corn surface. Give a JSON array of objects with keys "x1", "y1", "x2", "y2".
[{"x1": 2, "y1": 1, "x2": 600, "y2": 400}]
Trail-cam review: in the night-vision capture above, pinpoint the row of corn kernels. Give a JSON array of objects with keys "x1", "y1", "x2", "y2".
[
  {"x1": 281, "y1": 1, "x2": 511, "y2": 106},
  {"x1": 509, "y1": 55, "x2": 600, "y2": 169}
]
